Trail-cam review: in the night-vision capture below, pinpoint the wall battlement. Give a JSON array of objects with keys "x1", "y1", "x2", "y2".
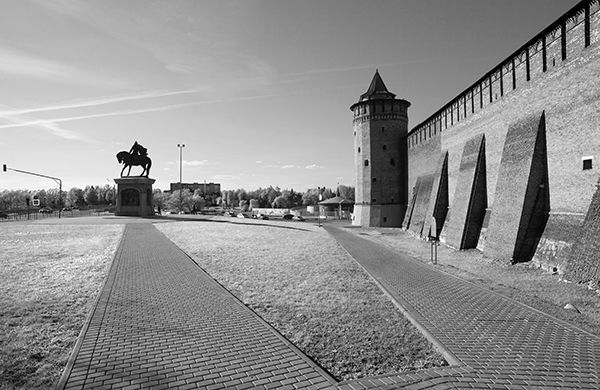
[
  {"x1": 353, "y1": 0, "x2": 600, "y2": 282},
  {"x1": 409, "y1": 0, "x2": 600, "y2": 149}
]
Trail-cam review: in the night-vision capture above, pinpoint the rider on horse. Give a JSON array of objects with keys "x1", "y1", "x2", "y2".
[
  {"x1": 117, "y1": 141, "x2": 152, "y2": 177},
  {"x1": 129, "y1": 141, "x2": 147, "y2": 158}
]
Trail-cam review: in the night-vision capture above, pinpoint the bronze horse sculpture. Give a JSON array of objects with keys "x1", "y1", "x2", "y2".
[{"x1": 116, "y1": 151, "x2": 152, "y2": 177}]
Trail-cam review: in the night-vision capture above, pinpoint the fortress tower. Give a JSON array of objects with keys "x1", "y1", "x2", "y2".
[{"x1": 350, "y1": 70, "x2": 411, "y2": 227}]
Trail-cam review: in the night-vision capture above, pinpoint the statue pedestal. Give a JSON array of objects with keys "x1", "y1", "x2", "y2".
[{"x1": 114, "y1": 177, "x2": 155, "y2": 217}]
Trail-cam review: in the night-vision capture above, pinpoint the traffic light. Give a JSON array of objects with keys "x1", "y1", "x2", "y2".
[{"x1": 2, "y1": 164, "x2": 6, "y2": 172}]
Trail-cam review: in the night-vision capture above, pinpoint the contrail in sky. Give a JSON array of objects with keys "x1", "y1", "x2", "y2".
[
  {"x1": 0, "y1": 88, "x2": 205, "y2": 117},
  {"x1": 0, "y1": 93, "x2": 286, "y2": 130},
  {"x1": 0, "y1": 60, "x2": 419, "y2": 118},
  {"x1": 0, "y1": 108, "x2": 94, "y2": 142},
  {"x1": 0, "y1": 60, "x2": 426, "y2": 131}
]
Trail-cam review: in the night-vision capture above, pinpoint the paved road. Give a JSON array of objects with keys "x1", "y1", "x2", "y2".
[
  {"x1": 57, "y1": 223, "x2": 335, "y2": 390},
  {"x1": 324, "y1": 225, "x2": 600, "y2": 389}
]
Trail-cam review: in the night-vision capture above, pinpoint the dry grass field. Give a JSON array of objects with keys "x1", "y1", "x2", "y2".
[
  {"x1": 0, "y1": 224, "x2": 123, "y2": 390},
  {"x1": 157, "y1": 218, "x2": 446, "y2": 381}
]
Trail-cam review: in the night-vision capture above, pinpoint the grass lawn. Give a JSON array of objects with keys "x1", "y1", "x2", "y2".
[
  {"x1": 352, "y1": 227, "x2": 600, "y2": 337},
  {"x1": 0, "y1": 223, "x2": 123, "y2": 390},
  {"x1": 157, "y1": 218, "x2": 446, "y2": 381}
]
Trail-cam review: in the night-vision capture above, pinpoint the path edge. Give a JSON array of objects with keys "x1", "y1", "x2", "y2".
[
  {"x1": 151, "y1": 223, "x2": 339, "y2": 386},
  {"x1": 322, "y1": 225, "x2": 463, "y2": 368},
  {"x1": 54, "y1": 225, "x2": 127, "y2": 390}
]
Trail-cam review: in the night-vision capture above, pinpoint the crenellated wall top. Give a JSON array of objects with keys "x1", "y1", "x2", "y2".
[{"x1": 408, "y1": 0, "x2": 600, "y2": 148}]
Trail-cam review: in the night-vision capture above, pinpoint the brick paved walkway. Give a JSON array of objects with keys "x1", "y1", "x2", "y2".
[
  {"x1": 57, "y1": 219, "x2": 600, "y2": 389},
  {"x1": 325, "y1": 225, "x2": 600, "y2": 389},
  {"x1": 57, "y1": 223, "x2": 335, "y2": 390}
]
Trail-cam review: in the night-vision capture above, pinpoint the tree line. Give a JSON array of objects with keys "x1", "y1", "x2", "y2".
[
  {"x1": 0, "y1": 185, "x2": 116, "y2": 211},
  {"x1": 0, "y1": 184, "x2": 355, "y2": 213}
]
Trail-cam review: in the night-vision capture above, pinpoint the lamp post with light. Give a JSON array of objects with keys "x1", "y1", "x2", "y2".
[{"x1": 177, "y1": 144, "x2": 185, "y2": 213}]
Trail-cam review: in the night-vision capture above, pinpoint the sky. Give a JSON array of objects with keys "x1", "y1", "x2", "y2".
[{"x1": 0, "y1": 0, "x2": 580, "y2": 192}]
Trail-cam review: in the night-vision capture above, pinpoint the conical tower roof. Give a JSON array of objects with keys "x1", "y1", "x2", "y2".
[{"x1": 360, "y1": 69, "x2": 396, "y2": 101}]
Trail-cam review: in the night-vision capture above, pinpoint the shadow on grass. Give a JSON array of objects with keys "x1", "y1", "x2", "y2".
[{"x1": 152, "y1": 215, "x2": 316, "y2": 233}]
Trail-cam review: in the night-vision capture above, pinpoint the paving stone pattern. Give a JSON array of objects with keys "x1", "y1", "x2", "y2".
[
  {"x1": 58, "y1": 220, "x2": 600, "y2": 389},
  {"x1": 325, "y1": 225, "x2": 600, "y2": 389},
  {"x1": 57, "y1": 223, "x2": 335, "y2": 390}
]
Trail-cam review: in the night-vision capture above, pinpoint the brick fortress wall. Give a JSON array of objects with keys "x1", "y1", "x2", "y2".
[{"x1": 404, "y1": 0, "x2": 600, "y2": 279}]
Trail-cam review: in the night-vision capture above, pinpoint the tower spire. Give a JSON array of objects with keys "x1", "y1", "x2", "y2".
[{"x1": 360, "y1": 69, "x2": 396, "y2": 101}]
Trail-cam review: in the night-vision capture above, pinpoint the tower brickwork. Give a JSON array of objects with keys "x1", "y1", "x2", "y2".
[{"x1": 351, "y1": 70, "x2": 410, "y2": 227}]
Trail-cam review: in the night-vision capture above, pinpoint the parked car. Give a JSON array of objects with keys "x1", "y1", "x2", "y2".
[
  {"x1": 0, "y1": 211, "x2": 8, "y2": 219},
  {"x1": 255, "y1": 213, "x2": 269, "y2": 220},
  {"x1": 293, "y1": 215, "x2": 305, "y2": 221},
  {"x1": 38, "y1": 207, "x2": 53, "y2": 214},
  {"x1": 282, "y1": 214, "x2": 294, "y2": 220}
]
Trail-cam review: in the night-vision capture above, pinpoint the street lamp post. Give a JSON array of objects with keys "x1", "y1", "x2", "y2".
[
  {"x1": 177, "y1": 144, "x2": 185, "y2": 213},
  {"x1": 318, "y1": 186, "x2": 323, "y2": 227}
]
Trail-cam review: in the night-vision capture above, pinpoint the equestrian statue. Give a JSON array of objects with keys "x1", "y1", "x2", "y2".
[{"x1": 116, "y1": 141, "x2": 152, "y2": 177}]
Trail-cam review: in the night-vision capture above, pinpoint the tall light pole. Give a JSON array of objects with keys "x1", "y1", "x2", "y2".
[{"x1": 177, "y1": 144, "x2": 185, "y2": 213}]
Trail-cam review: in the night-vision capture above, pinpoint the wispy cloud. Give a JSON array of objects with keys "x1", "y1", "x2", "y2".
[
  {"x1": 0, "y1": 46, "x2": 122, "y2": 87},
  {"x1": 183, "y1": 160, "x2": 208, "y2": 167},
  {"x1": 281, "y1": 164, "x2": 325, "y2": 170},
  {"x1": 258, "y1": 162, "x2": 323, "y2": 170},
  {"x1": 279, "y1": 58, "x2": 437, "y2": 77},
  {"x1": 212, "y1": 174, "x2": 240, "y2": 181}
]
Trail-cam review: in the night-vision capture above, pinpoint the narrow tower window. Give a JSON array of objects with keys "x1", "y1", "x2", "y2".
[
  {"x1": 381, "y1": 126, "x2": 385, "y2": 132},
  {"x1": 383, "y1": 145, "x2": 387, "y2": 151},
  {"x1": 583, "y1": 157, "x2": 593, "y2": 170},
  {"x1": 372, "y1": 178, "x2": 377, "y2": 183},
  {"x1": 390, "y1": 158, "x2": 395, "y2": 166},
  {"x1": 358, "y1": 147, "x2": 361, "y2": 153},
  {"x1": 364, "y1": 159, "x2": 369, "y2": 167}
]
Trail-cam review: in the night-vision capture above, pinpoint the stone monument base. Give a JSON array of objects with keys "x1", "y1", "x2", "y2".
[{"x1": 114, "y1": 177, "x2": 155, "y2": 217}]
